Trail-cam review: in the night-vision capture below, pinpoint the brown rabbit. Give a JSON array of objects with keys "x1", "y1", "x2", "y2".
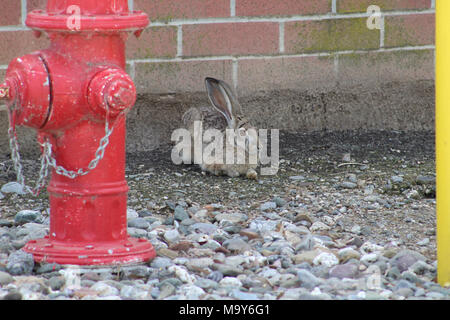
[{"x1": 177, "y1": 77, "x2": 258, "y2": 179}]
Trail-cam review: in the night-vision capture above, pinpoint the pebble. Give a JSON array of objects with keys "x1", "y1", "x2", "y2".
[
  {"x1": 310, "y1": 221, "x2": 330, "y2": 232},
  {"x1": 164, "y1": 229, "x2": 180, "y2": 243},
  {"x1": 127, "y1": 227, "x2": 147, "y2": 238},
  {"x1": 361, "y1": 253, "x2": 378, "y2": 264},
  {"x1": 158, "y1": 283, "x2": 175, "y2": 299},
  {"x1": 391, "y1": 176, "x2": 404, "y2": 184},
  {"x1": 186, "y1": 258, "x2": 214, "y2": 270},
  {"x1": 340, "y1": 182, "x2": 357, "y2": 189},
  {"x1": 150, "y1": 257, "x2": 173, "y2": 269},
  {"x1": 313, "y1": 252, "x2": 339, "y2": 267},
  {"x1": 416, "y1": 175, "x2": 435, "y2": 185},
  {"x1": 293, "y1": 250, "x2": 321, "y2": 265},
  {"x1": 223, "y1": 238, "x2": 251, "y2": 253},
  {"x1": 6, "y1": 250, "x2": 34, "y2": 275},
  {"x1": 195, "y1": 278, "x2": 219, "y2": 290},
  {"x1": 273, "y1": 197, "x2": 287, "y2": 207},
  {"x1": 49, "y1": 276, "x2": 66, "y2": 291},
  {"x1": 329, "y1": 263, "x2": 359, "y2": 279},
  {"x1": 0, "y1": 271, "x2": 14, "y2": 285},
  {"x1": 127, "y1": 218, "x2": 150, "y2": 230},
  {"x1": 1, "y1": 182, "x2": 26, "y2": 195},
  {"x1": 338, "y1": 248, "x2": 361, "y2": 263},
  {"x1": 231, "y1": 290, "x2": 259, "y2": 300},
  {"x1": 289, "y1": 175, "x2": 305, "y2": 181},
  {"x1": 390, "y1": 250, "x2": 427, "y2": 273},
  {"x1": 215, "y1": 213, "x2": 248, "y2": 224},
  {"x1": 416, "y1": 238, "x2": 430, "y2": 246},
  {"x1": 179, "y1": 284, "x2": 205, "y2": 299},
  {"x1": 90, "y1": 282, "x2": 120, "y2": 297},
  {"x1": 297, "y1": 269, "x2": 323, "y2": 289},
  {"x1": 260, "y1": 202, "x2": 277, "y2": 211},
  {"x1": 14, "y1": 210, "x2": 43, "y2": 225},
  {"x1": 174, "y1": 206, "x2": 189, "y2": 221},
  {"x1": 126, "y1": 208, "x2": 139, "y2": 219},
  {"x1": 219, "y1": 277, "x2": 242, "y2": 287}
]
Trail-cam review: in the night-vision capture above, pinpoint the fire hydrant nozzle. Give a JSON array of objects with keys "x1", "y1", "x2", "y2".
[{"x1": 88, "y1": 69, "x2": 137, "y2": 117}]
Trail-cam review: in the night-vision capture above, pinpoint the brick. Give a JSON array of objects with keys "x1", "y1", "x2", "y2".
[
  {"x1": 237, "y1": 56, "x2": 336, "y2": 94},
  {"x1": 135, "y1": 59, "x2": 233, "y2": 94},
  {"x1": 0, "y1": 1, "x2": 22, "y2": 26},
  {"x1": 385, "y1": 14, "x2": 435, "y2": 48},
  {"x1": 285, "y1": 18, "x2": 380, "y2": 54},
  {"x1": 127, "y1": 26, "x2": 177, "y2": 59},
  {"x1": 27, "y1": 0, "x2": 47, "y2": 12},
  {"x1": 236, "y1": 0, "x2": 330, "y2": 17},
  {"x1": 0, "y1": 31, "x2": 50, "y2": 65},
  {"x1": 183, "y1": 22, "x2": 279, "y2": 57},
  {"x1": 337, "y1": 0, "x2": 431, "y2": 13},
  {"x1": 338, "y1": 49, "x2": 435, "y2": 87},
  {"x1": 134, "y1": 0, "x2": 230, "y2": 22}
]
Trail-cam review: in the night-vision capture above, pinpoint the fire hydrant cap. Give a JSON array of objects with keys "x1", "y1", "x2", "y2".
[{"x1": 88, "y1": 69, "x2": 136, "y2": 117}]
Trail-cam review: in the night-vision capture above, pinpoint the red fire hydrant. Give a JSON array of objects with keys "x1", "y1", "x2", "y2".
[{"x1": 0, "y1": 0, "x2": 156, "y2": 265}]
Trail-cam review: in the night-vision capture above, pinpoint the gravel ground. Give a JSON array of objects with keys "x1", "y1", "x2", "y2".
[{"x1": 0, "y1": 130, "x2": 447, "y2": 300}]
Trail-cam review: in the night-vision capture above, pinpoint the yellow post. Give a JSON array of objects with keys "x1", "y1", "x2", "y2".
[{"x1": 436, "y1": 0, "x2": 450, "y2": 287}]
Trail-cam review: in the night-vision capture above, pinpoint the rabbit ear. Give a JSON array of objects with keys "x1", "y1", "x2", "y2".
[{"x1": 205, "y1": 77, "x2": 240, "y2": 128}]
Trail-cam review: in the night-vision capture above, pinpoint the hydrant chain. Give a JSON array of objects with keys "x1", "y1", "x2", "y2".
[
  {"x1": 7, "y1": 99, "x2": 123, "y2": 194},
  {"x1": 44, "y1": 106, "x2": 125, "y2": 179},
  {"x1": 8, "y1": 117, "x2": 48, "y2": 196}
]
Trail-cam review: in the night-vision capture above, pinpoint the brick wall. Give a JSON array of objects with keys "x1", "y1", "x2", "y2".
[
  {"x1": 0, "y1": 0, "x2": 435, "y2": 96},
  {"x1": 0, "y1": 1, "x2": 437, "y2": 155}
]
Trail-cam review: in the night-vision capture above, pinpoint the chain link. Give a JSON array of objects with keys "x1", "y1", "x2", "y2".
[{"x1": 7, "y1": 95, "x2": 124, "y2": 196}]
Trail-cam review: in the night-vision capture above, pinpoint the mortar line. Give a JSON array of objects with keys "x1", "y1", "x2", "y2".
[
  {"x1": 380, "y1": 16, "x2": 385, "y2": 48},
  {"x1": 130, "y1": 45, "x2": 435, "y2": 64},
  {"x1": 230, "y1": 0, "x2": 236, "y2": 17},
  {"x1": 279, "y1": 22, "x2": 285, "y2": 54},
  {"x1": 128, "y1": 61, "x2": 136, "y2": 81},
  {"x1": 431, "y1": 0, "x2": 435, "y2": 9},
  {"x1": 232, "y1": 59, "x2": 239, "y2": 90},
  {"x1": 334, "y1": 55, "x2": 339, "y2": 81},
  {"x1": 21, "y1": 0, "x2": 27, "y2": 26},
  {"x1": 332, "y1": 0, "x2": 337, "y2": 14},
  {"x1": 0, "y1": 26, "x2": 29, "y2": 31},
  {"x1": 128, "y1": 0, "x2": 134, "y2": 11},
  {"x1": 148, "y1": 10, "x2": 435, "y2": 26},
  {"x1": 177, "y1": 26, "x2": 183, "y2": 57}
]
